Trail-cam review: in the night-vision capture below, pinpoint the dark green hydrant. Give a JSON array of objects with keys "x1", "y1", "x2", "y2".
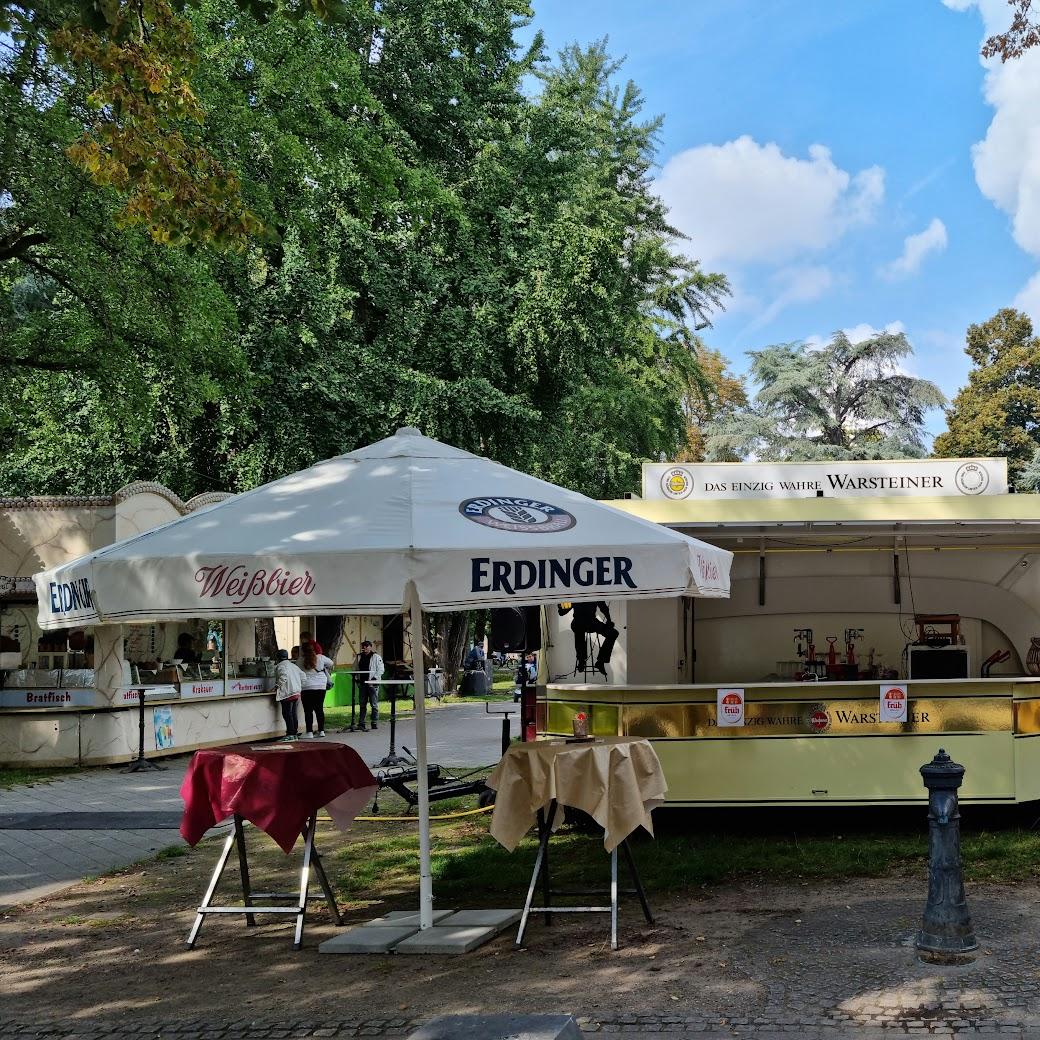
[{"x1": 915, "y1": 748, "x2": 977, "y2": 963}]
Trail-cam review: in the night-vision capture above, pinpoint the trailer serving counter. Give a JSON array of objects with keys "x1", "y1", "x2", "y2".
[
  {"x1": 540, "y1": 679, "x2": 1040, "y2": 805},
  {"x1": 539, "y1": 458, "x2": 1040, "y2": 807}
]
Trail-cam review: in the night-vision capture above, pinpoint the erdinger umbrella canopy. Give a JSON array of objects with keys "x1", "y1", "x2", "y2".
[
  {"x1": 35, "y1": 427, "x2": 732, "y2": 931},
  {"x1": 35, "y1": 427, "x2": 730, "y2": 628}
]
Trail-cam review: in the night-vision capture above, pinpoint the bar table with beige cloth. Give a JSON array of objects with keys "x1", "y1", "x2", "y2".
[
  {"x1": 487, "y1": 736, "x2": 667, "y2": 851},
  {"x1": 486, "y1": 736, "x2": 667, "y2": 948}
]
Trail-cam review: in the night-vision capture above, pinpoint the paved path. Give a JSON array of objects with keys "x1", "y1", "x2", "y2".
[
  {"x1": 0, "y1": 1015, "x2": 1032, "y2": 1038},
  {"x1": 0, "y1": 701, "x2": 508, "y2": 907}
]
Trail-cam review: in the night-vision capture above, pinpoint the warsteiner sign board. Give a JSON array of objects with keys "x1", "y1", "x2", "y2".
[{"x1": 644, "y1": 458, "x2": 1008, "y2": 502}]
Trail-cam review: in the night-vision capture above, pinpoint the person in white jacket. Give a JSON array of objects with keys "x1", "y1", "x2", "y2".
[
  {"x1": 356, "y1": 639, "x2": 385, "y2": 731},
  {"x1": 274, "y1": 649, "x2": 304, "y2": 738}
]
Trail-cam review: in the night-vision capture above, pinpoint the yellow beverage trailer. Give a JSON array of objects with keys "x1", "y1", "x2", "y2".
[{"x1": 539, "y1": 458, "x2": 1040, "y2": 806}]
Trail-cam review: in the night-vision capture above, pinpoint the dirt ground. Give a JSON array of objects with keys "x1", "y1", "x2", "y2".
[{"x1": 4, "y1": 822, "x2": 1040, "y2": 1032}]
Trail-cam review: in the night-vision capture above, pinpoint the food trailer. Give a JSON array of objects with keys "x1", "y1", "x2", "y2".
[
  {"x1": 0, "y1": 483, "x2": 286, "y2": 767},
  {"x1": 540, "y1": 458, "x2": 1040, "y2": 806}
]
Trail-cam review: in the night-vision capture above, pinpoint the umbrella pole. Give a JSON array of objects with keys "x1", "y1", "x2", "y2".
[{"x1": 406, "y1": 583, "x2": 434, "y2": 930}]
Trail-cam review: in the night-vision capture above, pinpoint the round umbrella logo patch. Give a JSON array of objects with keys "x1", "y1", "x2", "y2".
[{"x1": 460, "y1": 497, "x2": 577, "y2": 534}]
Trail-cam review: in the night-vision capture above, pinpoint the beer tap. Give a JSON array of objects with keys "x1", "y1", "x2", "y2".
[
  {"x1": 844, "y1": 628, "x2": 864, "y2": 667},
  {"x1": 794, "y1": 628, "x2": 814, "y2": 663}
]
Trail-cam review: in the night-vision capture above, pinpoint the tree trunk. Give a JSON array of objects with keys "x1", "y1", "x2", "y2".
[
  {"x1": 317, "y1": 616, "x2": 346, "y2": 661},
  {"x1": 473, "y1": 609, "x2": 488, "y2": 646},
  {"x1": 437, "y1": 611, "x2": 470, "y2": 692},
  {"x1": 255, "y1": 618, "x2": 278, "y2": 658}
]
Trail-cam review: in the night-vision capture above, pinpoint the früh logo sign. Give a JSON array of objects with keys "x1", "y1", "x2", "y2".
[
  {"x1": 879, "y1": 683, "x2": 909, "y2": 723},
  {"x1": 716, "y1": 688, "x2": 745, "y2": 727}
]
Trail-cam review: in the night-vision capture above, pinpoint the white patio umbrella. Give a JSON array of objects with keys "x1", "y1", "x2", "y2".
[{"x1": 36, "y1": 427, "x2": 731, "y2": 927}]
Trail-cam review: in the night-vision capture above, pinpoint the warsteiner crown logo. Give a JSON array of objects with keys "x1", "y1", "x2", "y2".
[
  {"x1": 660, "y1": 467, "x2": 693, "y2": 500},
  {"x1": 460, "y1": 497, "x2": 576, "y2": 534},
  {"x1": 955, "y1": 462, "x2": 989, "y2": 495}
]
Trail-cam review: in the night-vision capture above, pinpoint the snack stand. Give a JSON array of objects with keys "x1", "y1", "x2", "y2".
[
  {"x1": 0, "y1": 485, "x2": 282, "y2": 766},
  {"x1": 541, "y1": 458, "x2": 1040, "y2": 806}
]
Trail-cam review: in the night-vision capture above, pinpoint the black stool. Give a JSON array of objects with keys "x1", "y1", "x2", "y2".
[{"x1": 576, "y1": 631, "x2": 604, "y2": 681}]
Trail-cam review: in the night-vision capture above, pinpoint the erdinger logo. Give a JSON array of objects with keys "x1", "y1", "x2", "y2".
[
  {"x1": 460, "y1": 497, "x2": 576, "y2": 534},
  {"x1": 955, "y1": 462, "x2": 989, "y2": 495},
  {"x1": 660, "y1": 467, "x2": 693, "y2": 500}
]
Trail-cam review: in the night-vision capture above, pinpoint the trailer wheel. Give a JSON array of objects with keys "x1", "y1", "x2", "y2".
[{"x1": 477, "y1": 786, "x2": 496, "y2": 809}]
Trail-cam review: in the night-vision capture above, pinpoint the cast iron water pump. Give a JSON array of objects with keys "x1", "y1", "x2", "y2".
[{"x1": 915, "y1": 748, "x2": 977, "y2": 963}]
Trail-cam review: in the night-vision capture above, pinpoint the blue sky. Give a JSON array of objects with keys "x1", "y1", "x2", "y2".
[{"x1": 526, "y1": 0, "x2": 1038, "y2": 440}]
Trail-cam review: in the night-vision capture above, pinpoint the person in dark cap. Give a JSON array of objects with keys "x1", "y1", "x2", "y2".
[
  {"x1": 355, "y1": 639, "x2": 384, "y2": 731},
  {"x1": 274, "y1": 648, "x2": 304, "y2": 739}
]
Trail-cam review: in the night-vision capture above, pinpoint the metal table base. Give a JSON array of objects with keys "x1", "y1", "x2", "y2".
[
  {"x1": 186, "y1": 812, "x2": 342, "y2": 950},
  {"x1": 375, "y1": 680, "x2": 413, "y2": 767},
  {"x1": 515, "y1": 799, "x2": 653, "y2": 950}
]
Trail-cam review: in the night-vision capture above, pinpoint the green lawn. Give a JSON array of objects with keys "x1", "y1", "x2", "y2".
[
  {"x1": 304, "y1": 782, "x2": 1040, "y2": 906},
  {"x1": 0, "y1": 766, "x2": 79, "y2": 789},
  {"x1": 324, "y1": 689, "x2": 512, "y2": 728},
  {"x1": 320, "y1": 803, "x2": 1040, "y2": 908}
]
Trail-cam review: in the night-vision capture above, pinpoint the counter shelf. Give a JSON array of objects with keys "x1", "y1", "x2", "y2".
[{"x1": 540, "y1": 677, "x2": 1040, "y2": 807}]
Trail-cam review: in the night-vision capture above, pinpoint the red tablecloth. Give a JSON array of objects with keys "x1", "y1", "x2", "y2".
[{"x1": 180, "y1": 741, "x2": 377, "y2": 853}]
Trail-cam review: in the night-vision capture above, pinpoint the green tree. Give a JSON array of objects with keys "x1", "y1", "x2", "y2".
[
  {"x1": 933, "y1": 308, "x2": 1040, "y2": 479},
  {"x1": 0, "y1": 0, "x2": 244, "y2": 493},
  {"x1": 0, "y1": 11, "x2": 730, "y2": 504},
  {"x1": 505, "y1": 42, "x2": 729, "y2": 494},
  {"x1": 706, "y1": 330, "x2": 945, "y2": 461}
]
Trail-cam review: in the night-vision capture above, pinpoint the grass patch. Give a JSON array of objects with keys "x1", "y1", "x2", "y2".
[
  {"x1": 319, "y1": 804, "x2": 1040, "y2": 905},
  {"x1": 155, "y1": 845, "x2": 189, "y2": 860},
  {"x1": 0, "y1": 766, "x2": 78, "y2": 789},
  {"x1": 324, "y1": 691, "x2": 510, "y2": 727},
  {"x1": 329, "y1": 825, "x2": 930, "y2": 904}
]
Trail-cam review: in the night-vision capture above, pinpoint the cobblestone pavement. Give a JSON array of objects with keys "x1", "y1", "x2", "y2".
[
  {"x1": 7, "y1": 884, "x2": 1040, "y2": 1035},
  {"x1": 0, "y1": 1014, "x2": 1033, "y2": 1038}
]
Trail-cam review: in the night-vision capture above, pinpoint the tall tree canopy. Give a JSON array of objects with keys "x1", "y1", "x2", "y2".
[
  {"x1": 933, "y1": 308, "x2": 1040, "y2": 479},
  {"x1": 0, "y1": 6, "x2": 729, "y2": 500},
  {"x1": 705, "y1": 331, "x2": 945, "y2": 462},
  {"x1": 675, "y1": 344, "x2": 746, "y2": 463}
]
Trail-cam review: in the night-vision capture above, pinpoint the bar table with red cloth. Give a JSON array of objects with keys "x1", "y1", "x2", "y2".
[{"x1": 181, "y1": 742, "x2": 376, "y2": 853}]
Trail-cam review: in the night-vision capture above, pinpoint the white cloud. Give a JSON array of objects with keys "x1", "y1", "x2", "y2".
[
  {"x1": 803, "y1": 320, "x2": 906, "y2": 350},
  {"x1": 747, "y1": 265, "x2": 834, "y2": 330},
  {"x1": 878, "y1": 218, "x2": 948, "y2": 280},
  {"x1": 1013, "y1": 270, "x2": 1040, "y2": 324},
  {"x1": 844, "y1": 320, "x2": 906, "y2": 343},
  {"x1": 656, "y1": 136, "x2": 885, "y2": 267},
  {"x1": 946, "y1": 1, "x2": 1040, "y2": 331}
]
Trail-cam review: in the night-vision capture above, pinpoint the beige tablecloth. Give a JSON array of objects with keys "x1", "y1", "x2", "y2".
[{"x1": 486, "y1": 737, "x2": 667, "y2": 852}]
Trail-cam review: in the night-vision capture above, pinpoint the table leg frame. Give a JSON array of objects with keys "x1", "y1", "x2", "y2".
[
  {"x1": 377, "y1": 686, "x2": 407, "y2": 767},
  {"x1": 514, "y1": 799, "x2": 653, "y2": 951},
  {"x1": 186, "y1": 813, "x2": 341, "y2": 951}
]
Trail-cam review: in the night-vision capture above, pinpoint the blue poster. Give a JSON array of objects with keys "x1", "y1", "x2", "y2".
[{"x1": 153, "y1": 706, "x2": 174, "y2": 750}]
